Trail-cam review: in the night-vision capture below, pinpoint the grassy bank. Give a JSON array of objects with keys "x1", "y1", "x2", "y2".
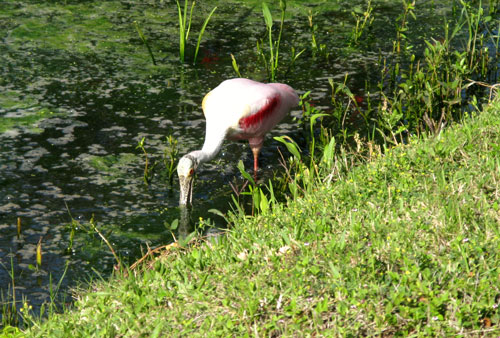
[{"x1": 11, "y1": 95, "x2": 498, "y2": 336}]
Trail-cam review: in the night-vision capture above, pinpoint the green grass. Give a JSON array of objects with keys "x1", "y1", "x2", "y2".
[{"x1": 18, "y1": 95, "x2": 500, "y2": 336}]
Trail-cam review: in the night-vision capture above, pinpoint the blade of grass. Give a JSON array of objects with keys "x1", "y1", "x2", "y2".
[
  {"x1": 193, "y1": 6, "x2": 217, "y2": 65},
  {"x1": 231, "y1": 53, "x2": 242, "y2": 77},
  {"x1": 133, "y1": 21, "x2": 157, "y2": 66},
  {"x1": 176, "y1": 0, "x2": 185, "y2": 62},
  {"x1": 262, "y1": 2, "x2": 275, "y2": 81}
]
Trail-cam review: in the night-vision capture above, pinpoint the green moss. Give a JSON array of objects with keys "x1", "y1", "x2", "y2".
[
  {"x1": 0, "y1": 91, "x2": 37, "y2": 110},
  {"x1": 0, "y1": 109, "x2": 55, "y2": 134},
  {"x1": 5, "y1": 2, "x2": 148, "y2": 57},
  {"x1": 87, "y1": 153, "x2": 139, "y2": 180}
]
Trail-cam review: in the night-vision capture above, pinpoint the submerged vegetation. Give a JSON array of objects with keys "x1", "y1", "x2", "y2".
[{"x1": 1, "y1": 0, "x2": 499, "y2": 335}]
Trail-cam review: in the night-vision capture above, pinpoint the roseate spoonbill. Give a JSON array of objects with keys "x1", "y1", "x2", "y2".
[{"x1": 177, "y1": 78, "x2": 299, "y2": 206}]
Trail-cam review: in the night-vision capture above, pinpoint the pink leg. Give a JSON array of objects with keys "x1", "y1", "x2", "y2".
[
  {"x1": 249, "y1": 138, "x2": 263, "y2": 183},
  {"x1": 252, "y1": 148, "x2": 259, "y2": 182}
]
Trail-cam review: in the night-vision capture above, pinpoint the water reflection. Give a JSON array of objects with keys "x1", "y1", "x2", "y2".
[{"x1": 179, "y1": 205, "x2": 193, "y2": 240}]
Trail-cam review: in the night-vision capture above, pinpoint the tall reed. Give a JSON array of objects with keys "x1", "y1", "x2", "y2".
[
  {"x1": 261, "y1": 0, "x2": 287, "y2": 81},
  {"x1": 350, "y1": 0, "x2": 374, "y2": 45},
  {"x1": 163, "y1": 135, "x2": 179, "y2": 186},
  {"x1": 134, "y1": 21, "x2": 157, "y2": 65},
  {"x1": 176, "y1": 0, "x2": 217, "y2": 64}
]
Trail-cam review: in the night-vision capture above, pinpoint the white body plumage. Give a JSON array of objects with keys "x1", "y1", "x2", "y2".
[{"x1": 177, "y1": 78, "x2": 299, "y2": 206}]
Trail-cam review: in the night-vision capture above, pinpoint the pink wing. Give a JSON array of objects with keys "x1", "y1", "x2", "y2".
[
  {"x1": 203, "y1": 78, "x2": 299, "y2": 141},
  {"x1": 231, "y1": 80, "x2": 298, "y2": 138}
]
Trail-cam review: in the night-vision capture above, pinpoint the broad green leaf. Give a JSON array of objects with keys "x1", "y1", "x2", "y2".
[
  {"x1": 262, "y1": 2, "x2": 273, "y2": 29},
  {"x1": 274, "y1": 135, "x2": 301, "y2": 160}
]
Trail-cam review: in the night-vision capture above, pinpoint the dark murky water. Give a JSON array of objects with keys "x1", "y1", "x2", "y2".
[{"x1": 0, "y1": 0, "x2": 497, "y2": 321}]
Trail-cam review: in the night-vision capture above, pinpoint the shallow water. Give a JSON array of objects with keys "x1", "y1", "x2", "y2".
[{"x1": 0, "y1": 0, "x2": 497, "y2": 321}]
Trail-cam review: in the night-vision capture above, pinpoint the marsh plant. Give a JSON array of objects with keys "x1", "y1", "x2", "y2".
[
  {"x1": 230, "y1": 53, "x2": 242, "y2": 78},
  {"x1": 234, "y1": 0, "x2": 500, "y2": 210},
  {"x1": 1, "y1": 257, "x2": 18, "y2": 327},
  {"x1": 232, "y1": 160, "x2": 279, "y2": 216},
  {"x1": 308, "y1": 10, "x2": 329, "y2": 59},
  {"x1": 88, "y1": 216, "x2": 122, "y2": 269},
  {"x1": 306, "y1": 0, "x2": 500, "y2": 151},
  {"x1": 134, "y1": 21, "x2": 157, "y2": 66},
  {"x1": 176, "y1": 0, "x2": 217, "y2": 64},
  {"x1": 261, "y1": 1, "x2": 285, "y2": 81},
  {"x1": 36, "y1": 237, "x2": 43, "y2": 270},
  {"x1": 163, "y1": 135, "x2": 179, "y2": 186},
  {"x1": 386, "y1": 0, "x2": 497, "y2": 135},
  {"x1": 135, "y1": 135, "x2": 180, "y2": 187},
  {"x1": 232, "y1": 0, "x2": 304, "y2": 81},
  {"x1": 136, "y1": 136, "x2": 157, "y2": 185},
  {"x1": 394, "y1": 0, "x2": 416, "y2": 53},
  {"x1": 133, "y1": 1, "x2": 216, "y2": 65},
  {"x1": 1, "y1": 246, "x2": 70, "y2": 329},
  {"x1": 350, "y1": 0, "x2": 374, "y2": 46},
  {"x1": 16, "y1": 217, "x2": 21, "y2": 239}
]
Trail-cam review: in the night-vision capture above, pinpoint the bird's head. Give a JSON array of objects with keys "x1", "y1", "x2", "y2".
[{"x1": 177, "y1": 155, "x2": 198, "y2": 206}]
